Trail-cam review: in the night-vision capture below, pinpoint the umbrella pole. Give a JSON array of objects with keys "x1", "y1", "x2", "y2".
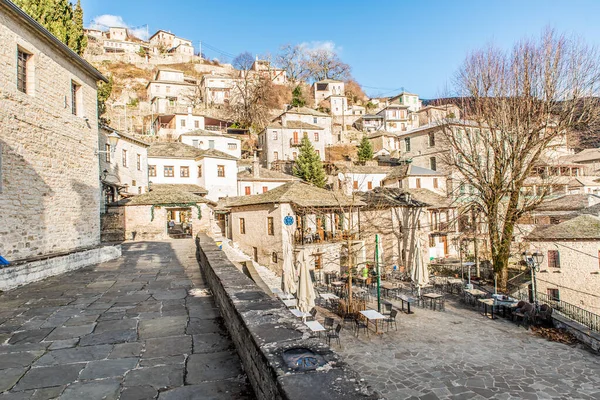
[{"x1": 376, "y1": 234, "x2": 381, "y2": 313}]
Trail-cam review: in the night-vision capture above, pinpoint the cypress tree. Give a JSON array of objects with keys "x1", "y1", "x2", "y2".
[
  {"x1": 293, "y1": 136, "x2": 327, "y2": 188},
  {"x1": 69, "y1": 0, "x2": 87, "y2": 55},
  {"x1": 290, "y1": 85, "x2": 306, "y2": 108},
  {"x1": 357, "y1": 135, "x2": 374, "y2": 162}
]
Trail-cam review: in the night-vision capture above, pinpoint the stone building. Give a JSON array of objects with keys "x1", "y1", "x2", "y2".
[
  {"x1": 0, "y1": 0, "x2": 119, "y2": 289},
  {"x1": 526, "y1": 215, "x2": 600, "y2": 314},
  {"x1": 237, "y1": 159, "x2": 298, "y2": 196},
  {"x1": 179, "y1": 129, "x2": 242, "y2": 159},
  {"x1": 99, "y1": 126, "x2": 150, "y2": 211}
]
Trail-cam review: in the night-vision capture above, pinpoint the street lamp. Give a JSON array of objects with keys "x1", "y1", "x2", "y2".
[
  {"x1": 521, "y1": 251, "x2": 544, "y2": 305},
  {"x1": 95, "y1": 131, "x2": 120, "y2": 155}
]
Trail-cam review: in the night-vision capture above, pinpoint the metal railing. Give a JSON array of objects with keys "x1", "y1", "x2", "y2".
[{"x1": 535, "y1": 292, "x2": 600, "y2": 332}]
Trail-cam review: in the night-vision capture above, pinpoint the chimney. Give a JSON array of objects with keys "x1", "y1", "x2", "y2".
[{"x1": 252, "y1": 156, "x2": 260, "y2": 178}]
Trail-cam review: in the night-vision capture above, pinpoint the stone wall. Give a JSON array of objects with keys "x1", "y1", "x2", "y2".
[
  {"x1": 0, "y1": 244, "x2": 121, "y2": 291},
  {"x1": 195, "y1": 233, "x2": 379, "y2": 400},
  {"x1": 0, "y1": 6, "x2": 102, "y2": 261}
]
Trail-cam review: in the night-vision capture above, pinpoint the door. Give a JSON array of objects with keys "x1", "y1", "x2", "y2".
[
  {"x1": 253, "y1": 247, "x2": 258, "y2": 262},
  {"x1": 441, "y1": 236, "x2": 448, "y2": 256}
]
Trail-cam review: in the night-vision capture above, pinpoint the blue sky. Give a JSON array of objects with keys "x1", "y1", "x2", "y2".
[{"x1": 81, "y1": 0, "x2": 600, "y2": 99}]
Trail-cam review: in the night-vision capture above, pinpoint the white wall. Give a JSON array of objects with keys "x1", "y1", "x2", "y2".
[
  {"x1": 238, "y1": 180, "x2": 288, "y2": 196},
  {"x1": 147, "y1": 157, "x2": 200, "y2": 185},
  {"x1": 201, "y1": 157, "x2": 238, "y2": 200},
  {"x1": 181, "y1": 134, "x2": 241, "y2": 158}
]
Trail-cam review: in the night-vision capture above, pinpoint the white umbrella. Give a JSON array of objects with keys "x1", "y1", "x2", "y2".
[
  {"x1": 281, "y1": 224, "x2": 296, "y2": 295},
  {"x1": 297, "y1": 252, "x2": 316, "y2": 314},
  {"x1": 411, "y1": 238, "x2": 429, "y2": 296}
]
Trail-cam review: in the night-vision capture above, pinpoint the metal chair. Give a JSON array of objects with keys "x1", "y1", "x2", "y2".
[
  {"x1": 308, "y1": 308, "x2": 318, "y2": 321},
  {"x1": 327, "y1": 324, "x2": 342, "y2": 346},
  {"x1": 323, "y1": 317, "x2": 334, "y2": 332},
  {"x1": 354, "y1": 315, "x2": 370, "y2": 337},
  {"x1": 384, "y1": 309, "x2": 398, "y2": 331}
]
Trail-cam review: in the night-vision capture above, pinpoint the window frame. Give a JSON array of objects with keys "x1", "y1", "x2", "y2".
[
  {"x1": 148, "y1": 165, "x2": 156, "y2": 177},
  {"x1": 548, "y1": 250, "x2": 560, "y2": 268},
  {"x1": 122, "y1": 149, "x2": 128, "y2": 167},
  {"x1": 180, "y1": 166, "x2": 190, "y2": 177},
  {"x1": 136, "y1": 154, "x2": 141, "y2": 171},
  {"x1": 239, "y1": 218, "x2": 246, "y2": 234},
  {"x1": 267, "y1": 217, "x2": 274, "y2": 235},
  {"x1": 105, "y1": 144, "x2": 111, "y2": 163},
  {"x1": 197, "y1": 165, "x2": 202, "y2": 178},
  {"x1": 217, "y1": 165, "x2": 225, "y2": 177},
  {"x1": 71, "y1": 80, "x2": 81, "y2": 116},
  {"x1": 17, "y1": 48, "x2": 31, "y2": 94},
  {"x1": 164, "y1": 165, "x2": 174, "y2": 177}
]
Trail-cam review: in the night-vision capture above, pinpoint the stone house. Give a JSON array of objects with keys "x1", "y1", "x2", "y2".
[
  {"x1": 562, "y1": 148, "x2": 600, "y2": 175},
  {"x1": 250, "y1": 58, "x2": 287, "y2": 85},
  {"x1": 388, "y1": 91, "x2": 422, "y2": 112},
  {"x1": 313, "y1": 79, "x2": 345, "y2": 107},
  {"x1": 107, "y1": 185, "x2": 213, "y2": 241},
  {"x1": 148, "y1": 69, "x2": 197, "y2": 114},
  {"x1": 99, "y1": 126, "x2": 150, "y2": 211},
  {"x1": 525, "y1": 215, "x2": 600, "y2": 314},
  {"x1": 200, "y1": 72, "x2": 236, "y2": 105},
  {"x1": 355, "y1": 114, "x2": 384, "y2": 133},
  {"x1": 152, "y1": 111, "x2": 207, "y2": 140},
  {"x1": 218, "y1": 182, "x2": 365, "y2": 279},
  {"x1": 377, "y1": 104, "x2": 418, "y2": 133},
  {"x1": 416, "y1": 105, "x2": 461, "y2": 125},
  {"x1": 328, "y1": 163, "x2": 393, "y2": 194},
  {"x1": 367, "y1": 131, "x2": 400, "y2": 156},
  {"x1": 147, "y1": 142, "x2": 238, "y2": 201},
  {"x1": 149, "y1": 29, "x2": 194, "y2": 55},
  {"x1": 237, "y1": 160, "x2": 298, "y2": 196},
  {"x1": 179, "y1": 129, "x2": 241, "y2": 159},
  {"x1": 0, "y1": 0, "x2": 120, "y2": 289},
  {"x1": 382, "y1": 164, "x2": 448, "y2": 196}
]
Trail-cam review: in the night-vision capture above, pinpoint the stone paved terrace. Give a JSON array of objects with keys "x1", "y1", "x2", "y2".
[
  {"x1": 0, "y1": 240, "x2": 253, "y2": 399},
  {"x1": 335, "y1": 295, "x2": 600, "y2": 400}
]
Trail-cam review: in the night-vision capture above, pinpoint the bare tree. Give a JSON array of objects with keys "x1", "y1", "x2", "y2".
[
  {"x1": 232, "y1": 51, "x2": 255, "y2": 72},
  {"x1": 276, "y1": 44, "x2": 308, "y2": 83},
  {"x1": 304, "y1": 48, "x2": 351, "y2": 82},
  {"x1": 439, "y1": 29, "x2": 600, "y2": 290}
]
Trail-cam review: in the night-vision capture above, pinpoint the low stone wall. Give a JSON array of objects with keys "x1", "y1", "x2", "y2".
[
  {"x1": 0, "y1": 245, "x2": 121, "y2": 291},
  {"x1": 552, "y1": 314, "x2": 600, "y2": 352},
  {"x1": 195, "y1": 233, "x2": 379, "y2": 400}
]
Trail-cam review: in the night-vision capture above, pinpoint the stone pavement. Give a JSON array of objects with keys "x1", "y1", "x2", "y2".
[
  {"x1": 0, "y1": 240, "x2": 254, "y2": 399},
  {"x1": 335, "y1": 295, "x2": 600, "y2": 400}
]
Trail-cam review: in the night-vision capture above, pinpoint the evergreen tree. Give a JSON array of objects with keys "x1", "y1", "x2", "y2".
[
  {"x1": 293, "y1": 136, "x2": 327, "y2": 188},
  {"x1": 97, "y1": 75, "x2": 113, "y2": 123},
  {"x1": 357, "y1": 135, "x2": 373, "y2": 162},
  {"x1": 290, "y1": 85, "x2": 306, "y2": 108},
  {"x1": 14, "y1": 0, "x2": 87, "y2": 55}
]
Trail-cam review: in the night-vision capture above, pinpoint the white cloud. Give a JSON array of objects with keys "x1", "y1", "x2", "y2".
[
  {"x1": 298, "y1": 40, "x2": 342, "y2": 54},
  {"x1": 88, "y1": 14, "x2": 149, "y2": 41}
]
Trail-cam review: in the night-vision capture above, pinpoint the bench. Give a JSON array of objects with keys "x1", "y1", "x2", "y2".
[{"x1": 396, "y1": 294, "x2": 416, "y2": 314}]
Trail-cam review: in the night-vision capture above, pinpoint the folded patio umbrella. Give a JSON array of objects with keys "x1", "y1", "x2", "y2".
[
  {"x1": 282, "y1": 224, "x2": 297, "y2": 295},
  {"x1": 411, "y1": 238, "x2": 430, "y2": 296},
  {"x1": 297, "y1": 252, "x2": 316, "y2": 314}
]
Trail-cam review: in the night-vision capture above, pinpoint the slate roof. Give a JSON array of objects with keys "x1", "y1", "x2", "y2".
[
  {"x1": 151, "y1": 184, "x2": 208, "y2": 195},
  {"x1": 148, "y1": 142, "x2": 238, "y2": 160},
  {"x1": 535, "y1": 194, "x2": 600, "y2": 212},
  {"x1": 178, "y1": 129, "x2": 240, "y2": 140},
  {"x1": 237, "y1": 168, "x2": 298, "y2": 182},
  {"x1": 115, "y1": 188, "x2": 212, "y2": 206},
  {"x1": 285, "y1": 107, "x2": 329, "y2": 117},
  {"x1": 407, "y1": 188, "x2": 454, "y2": 208},
  {"x1": 315, "y1": 79, "x2": 343, "y2": 84},
  {"x1": 222, "y1": 181, "x2": 362, "y2": 208},
  {"x1": 357, "y1": 187, "x2": 429, "y2": 209},
  {"x1": 283, "y1": 121, "x2": 324, "y2": 130},
  {"x1": 333, "y1": 163, "x2": 393, "y2": 175},
  {"x1": 527, "y1": 215, "x2": 600, "y2": 240},
  {"x1": 564, "y1": 148, "x2": 600, "y2": 163},
  {"x1": 384, "y1": 164, "x2": 445, "y2": 181},
  {"x1": 367, "y1": 131, "x2": 397, "y2": 139}
]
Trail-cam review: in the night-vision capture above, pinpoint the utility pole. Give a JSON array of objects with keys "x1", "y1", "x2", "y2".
[
  {"x1": 473, "y1": 207, "x2": 480, "y2": 278},
  {"x1": 199, "y1": 40, "x2": 202, "y2": 59}
]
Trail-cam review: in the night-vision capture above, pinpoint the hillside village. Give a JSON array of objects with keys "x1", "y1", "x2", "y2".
[{"x1": 2, "y1": 1, "x2": 600, "y2": 398}]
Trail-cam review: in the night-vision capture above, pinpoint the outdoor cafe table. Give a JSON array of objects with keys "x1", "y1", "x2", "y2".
[
  {"x1": 290, "y1": 309, "x2": 310, "y2": 318},
  {"x1": 381, "y1": 282, "x2": 397, "y2": 297},
  {"x1": 478, "y1": 298, "x2": 499, "y2": 319},
  {"x1": 464, "y1": 288, "x2": 486, "y2": 305},
  {"x1": 359, "y1": 309, "x2": 386, "y2": 334},
  {"x1": 422, "y1": 293, "x2": 444, "y2": 311},
  {"x1": 304, "y1": 320, "x2": 326, "y2": 337},
  {"x1": 278, "y1": 292, "x2": 295, "y2": 300},
  {"x1": 320, "y1": 293, "x2": 339, "y2": 300},
  {"x1": 282, "y1": 299, "x2": 297, "y2": 308}
]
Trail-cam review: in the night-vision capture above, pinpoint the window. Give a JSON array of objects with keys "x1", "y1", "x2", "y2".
[
  {"x1": 17, "y1": 49, "x2": 31, "y2": 94},
  {"x1": 71, "y1": 81, "x2": 81, "y2": 115},
  {"x1": 245, "y1": 186, "x2": 251, "y2": 195},
  {"x1": 416, "y1": 178, "x2": 421, "y2": 188},
  {"x1": 181, "y1": 119, "x2": 186, "y2": 127},
  {"x1": 316, "y1": 150, "x2": 320, "y2": 157},
  {"x1": 548, "y1": 250, "x2": 560, "y2": 268},
  {"x1": 430, "y1": 157, "x2": 437, "y2": 171},
  {"x1": 273, "y1": 151, "x2": 279, "y2": 161},
  {"x1": 292, "y1": 152, "x2": 297, "y2": 160},
  {"x1": 166, "y1": 85, "x2": 171, "y2": 93},
  {"x1": 217, "y1": 165, "x2": 225, "y2": 177},
  {"x1": 429, "y1": 235, "x2": 435, "y2": 247},
  {"x1": 428, "y1": 132, "x2": 435, "y2": 147},
  {"x1": 314, "y1": 132, "x2": 319, "y2": 142},
  {"x1": 272, "y1": 131, "x2": 278, "y2": 140},
  {"x1": 353, "y1": 181, "x2": 358, "y2": 190},
  {"x1": 314, "y1": 254, "x2": 322, "y2": 270},
  {"x1": 313, "y1": 117, "x2": 317, "y2": 124},
  {"x1": 192, "y1": 139, "x2": 198, "y2": 147},
  {"x1": 547, "y1": 288, "x2": 560, "y2": 301},
  {"x1": 433, "y1": 178, "x2": 438, "y2": 189},
  {"x1": 194, "y1": 120, "x2": 200, "y2": 128},
  {"x1": 262, "y1": 186, "x2": 268, "y2": 193},
  {"x1": 105, "y1": 144, "x2": 111, "y2": 162},
  {"x1": 368, "y1": 181, "x2": 373, "y2": 190},
  {"x1": 209, "y1": 140, "x2": 215, "y2": 149},
  {"x1": 149, "y1": 165, "x2": 156, "y2": 177},
  {"x1": 239, "y1": 218, "x2": 246, "y2": 234},
  {"x1": 197, "y1": 165, "x2": 202, "y2": 177},
  {"x1": 132, "y1": 179, "x2": 136, "y2": 186},
  {"x1": 404, "y1": 138, "x2": 411, "y2": 152},
  {"x1": 293, "y1": 131, "x2": 299, "y2": 144},
  {"x1": 164, "y1": 166, "x2": 174, "y2": 177},
  {"x1": 228, "y1": 143, "x2": 237, "y2": 150},
  {"x1": 267, "y1": 217, "x2": 274, "y2": 235},
  {"x1": 180, "y1": 166, "x2": 189, "y2": 177},
  {"x1": 459, "y1": 184, "x2": 465, "y2": 195},
  {"x1": 138, "y1": 187, "x2": 142, "y2": 194},
  {"x1": 122, "y1": 149, "x2": 127, "y2": 167},
  {"x1": 272, "y1": 252, "x2": 278, "y2": 263},
  {"x1": 137, "y1": 154, "x2": 141, "y2": 170}
]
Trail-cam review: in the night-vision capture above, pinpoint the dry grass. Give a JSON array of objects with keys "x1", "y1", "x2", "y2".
[{"x1": 326, "y1": 145, "x2": 357, "y2": 162}]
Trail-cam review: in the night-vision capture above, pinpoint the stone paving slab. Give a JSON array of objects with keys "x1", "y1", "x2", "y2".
[
  {"x1": 336, "y1": 293, "x2": 600, "y2": 400},
  {"x1": 0, "y1": 240, "x2": 253, "y2": 399}
]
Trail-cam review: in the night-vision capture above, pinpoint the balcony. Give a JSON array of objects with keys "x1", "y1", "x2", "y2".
[
  {"x1": 290, "y1": 138, "x2": 301, "y2": 147},
  {"x1": 294, "y1": 230, "x2": 357, "y2": 245}
]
